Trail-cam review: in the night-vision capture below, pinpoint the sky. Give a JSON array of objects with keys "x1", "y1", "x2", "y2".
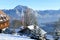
[{"x1": 0, "y1": 0, "x2": 60, "y2": 10}]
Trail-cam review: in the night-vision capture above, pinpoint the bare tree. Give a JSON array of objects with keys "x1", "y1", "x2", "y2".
[{"x1": 22, "y1": 8, "x2": 38, "y2": 28}]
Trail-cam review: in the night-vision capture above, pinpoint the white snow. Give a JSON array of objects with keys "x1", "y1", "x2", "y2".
[
  {"x1": 27, "y1": 25, "x2": 39, "y2": 30},
  {"x1": 46, "y1": 34, "x2": 54, "y2": 40},
  {"x1": 40, "y1": 28, "x2": 47, "y2": 35},
  {"x1": 27, "y1": 25, "x2": 47, "y2": 35},
  {"x1": 0, "y1": 33, "x2": 34, "y2": 40},
  {"x1": 0, "y1": 20, "x2": 3, "y2": 21},
  {"x1": 27, "y1": 25, "x2": 34, "y2": 30}
]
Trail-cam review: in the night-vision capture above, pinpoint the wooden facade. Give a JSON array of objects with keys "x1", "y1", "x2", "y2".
[{"x1": 0, "y1": 10, "x2": 9, "y2": 29}]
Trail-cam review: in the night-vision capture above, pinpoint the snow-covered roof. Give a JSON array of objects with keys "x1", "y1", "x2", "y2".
[
  {"x1": 40, "y1": 28, "x2": 47, "y2": 35},
  {"x1": 27, "y1": 25, "x2": 34, "y2": 30},
  {"x1": 0, "y1": 19, "x2": 3, "y2": 21},
  {"x1": 0, "y1": 14, "x2": 9, "y2": 22},
  {"x1": 27, "y1": 25, "x2": 47, "y2": 35},
  {"x1": 27, "y1": 25, "x2": 39, "y2": 30},
  {"x1": 0, "y1": 10, "x2": 9, "y2": 22}
]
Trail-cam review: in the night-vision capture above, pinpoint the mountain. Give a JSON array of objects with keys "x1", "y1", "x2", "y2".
[
  {"x1": 14, "y1": 5, "x2": 28, "y2": 11},
  {"x1": 37, "y1": 10, "x2": 60, "y2": 24},
  {"x1": 38, "y1": 10, "x2": 60, "y2": 15},
  {"x1": 2, "y1": 5, "x2": 60, "y2": 24},
  {"x1": 2, "y1": 5, "x2": 34, "y2": 21},
  {"x1": 2, "y1": 5, "x2": 28, "y2": 20}
]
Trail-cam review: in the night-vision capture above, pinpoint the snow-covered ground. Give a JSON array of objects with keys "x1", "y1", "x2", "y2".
[
  {"x1": 0, "y1": 33, "x2": 34, "y2": 40},
  {"x1": 45, "y1": 34, "x2": 54, "y2": 40}
]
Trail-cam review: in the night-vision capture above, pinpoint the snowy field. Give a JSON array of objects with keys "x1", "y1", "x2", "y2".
[{"x1": 0, "y1": 33, "x2": 34, "y2": 40}]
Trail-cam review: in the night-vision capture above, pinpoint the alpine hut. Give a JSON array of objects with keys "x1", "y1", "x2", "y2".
[{"x1": 0, "y1": 10, "x2": 9, "y2": 30}]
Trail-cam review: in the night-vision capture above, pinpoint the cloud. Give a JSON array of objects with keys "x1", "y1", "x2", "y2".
[
  {"x1": 37, "y1": 14, "x2": 53, "y2": 19},
  {"x1": 38, "y1": 14, "x2": 60, "y2": 19}
]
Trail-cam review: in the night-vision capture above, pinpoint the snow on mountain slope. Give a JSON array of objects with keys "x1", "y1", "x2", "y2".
[
  {"x1": 3, "y1": 5, "x2": 60, "y2": 23},
  {"x1": 0, "y1": 33, "x2": 34, "y2": 40}
]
